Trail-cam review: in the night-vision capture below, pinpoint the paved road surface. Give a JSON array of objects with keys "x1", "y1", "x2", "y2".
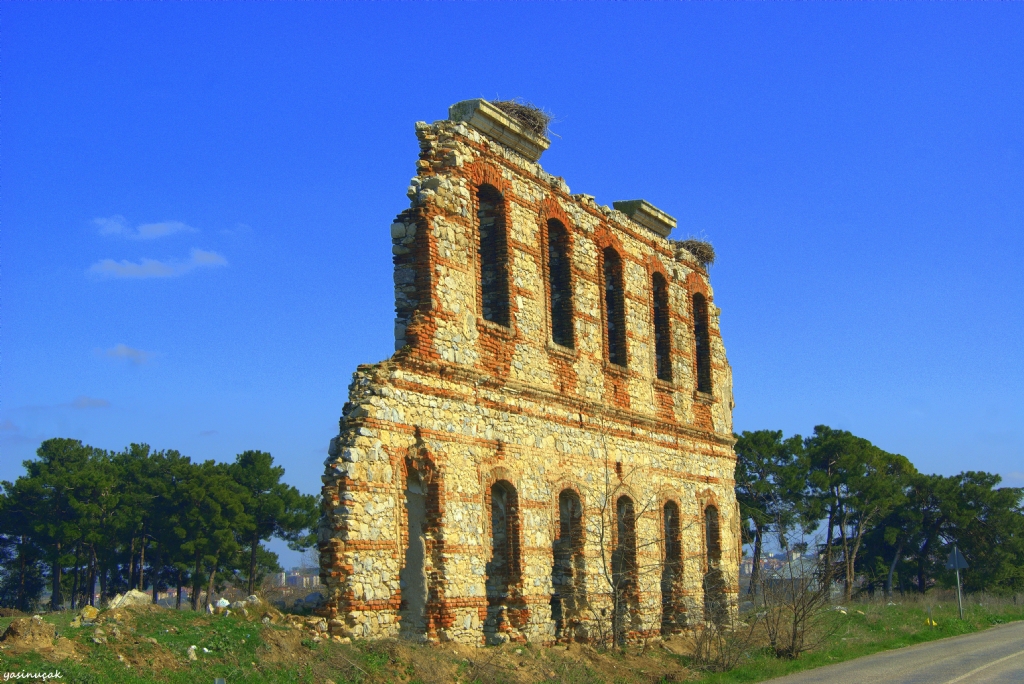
[{"x1": 765, "y1": 620, "x2": 1024, "y2": 683}]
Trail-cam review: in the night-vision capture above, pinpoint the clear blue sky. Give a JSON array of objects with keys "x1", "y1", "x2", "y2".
[{"x1": 3, "y1": 3, "x2": 1022, "y2": 565}]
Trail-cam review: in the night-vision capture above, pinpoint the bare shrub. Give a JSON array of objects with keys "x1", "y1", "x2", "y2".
[
  {"x1": 689, "y1": 594, "x2": 760, "y2": 673},
  {"x1": 756, "y1": 552, "x2": 839, "y2": 658}
]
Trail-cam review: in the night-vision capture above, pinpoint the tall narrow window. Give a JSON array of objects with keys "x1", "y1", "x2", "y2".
[
  {"x1": 399, "y1": 472, "x2": 428, "y2": 636},
  {"x1": 693, "y1": 293, "x2": 712, "y2": 393},
  {"x1": 552, "y1": 489, "x2": 584, "y2": 639},
  {"x1": 603, "y1": 248, "x2": 627, "y2": 367},
  {"x1": 547, "y1": 220, "x2": 574, "y2": 348},
  {"x1": 477, "y1": 185, "x2": 509, "y2": 327},
  {"x1": 661, "y1": 501, "x2": 685, "y2": 633},
  {"x1": 613, "y1": 495, "x2": 638, "y2": 644},
  {"x1": 703, "y1": 504, "x2": 726, "y2": 624},
  {"x1": 485, "y1": 480, "x2": 521, "y2": 642},
  {"x1": 653, "y1": 273, "x2": 672, "y2": 381}
]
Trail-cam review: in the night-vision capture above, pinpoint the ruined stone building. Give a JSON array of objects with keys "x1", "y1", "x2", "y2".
[{"x1": 319, "y1": 99, "x2": 740, "y2": 644}]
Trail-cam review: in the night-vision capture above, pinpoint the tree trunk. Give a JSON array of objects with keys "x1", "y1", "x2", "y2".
[
  {"x1": 88, "y1": 546, "x2": 98, "y2": 607},
  {"x1": 138, "y1": 538, "x2": 146, "y2": 591},
  {"x1": 248, "y1": 536, "x2": 259, "y2": 596},
  {"x1": 917, "y1": 537, "x2": 931, "y2": 593},
  {"x1": 885, "y1": 540, "x2": 903, "y2": 599},
  {"x1": 71, "y1": 544, "x2": 81, "y2": 610},
  {"x1": 17, "y1": 535, "x2": 28, "y2": 612},
  {"x1": 845, "y1": 510, "x2": 875, "y2": 603},
  {"x1": 99, "y1": 563, "x2": 107, "y2": 605},
  {"x1": 823, "y1": 507, "x2": 836, "y2": 586},
  {"x1": 839, "y1": 510, "x2": 853, "y2": 602},
  {"x1": 51, "y1": 541, "x2": 62, "y2": 611},
  {"x1": 748, "y1": 522, "x2": 763, "y2": 595},
  {"x1": 206, "y1": 553, "x2": 219, "y2": 611},
  {"x1": 176, "y1": 570, "x2": 183, "y2": 610},
  {"x1": 191, "y1": 552, "x2": 203, "y2": 611},
  {"x1": 128, "y1": 537, "x2": 137, "y2": 592},
  {"x1": 151, "y1": 549, "x2": 160, "y2": 604}
]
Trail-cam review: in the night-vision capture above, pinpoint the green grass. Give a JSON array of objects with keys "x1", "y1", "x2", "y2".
[
  {"x1": 695, "y1": 594, "x2": 1024, "y2": 683},
  {"x1": 1, "y1": 593, "x2": 1021, "y2": 683}
]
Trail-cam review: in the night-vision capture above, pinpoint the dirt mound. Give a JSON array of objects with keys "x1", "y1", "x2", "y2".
[
  {"x1": 0, "y1": 608, "x2": 27, "y2": 618},
  {"x1": 260, "y1": 626, "x2": 306, "y2": 664},
  {"x1": 49, "y1": 637, "x2": 81, "y2": 662},
  {"x1": 1, "y1": 616, "x2": 55, "y2": 651}
]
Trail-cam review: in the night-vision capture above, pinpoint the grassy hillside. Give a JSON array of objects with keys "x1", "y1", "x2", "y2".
[{"x1": 0, "y1": 593, "x2": 1021, "y2": 683}]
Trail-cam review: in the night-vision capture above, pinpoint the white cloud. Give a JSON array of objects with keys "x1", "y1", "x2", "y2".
[
  {"x1": 72, "y1": 396, "x2": 111, "y2": 409},
  {"x1": 94, "y1": 215, "x2": 197, "y2": 240},
  {"x1": 88, "y1": 248, "x2": 227, "y2": 279},
  {"x1": 103, "y1": 344, "x2": 154, "y2": 365}
]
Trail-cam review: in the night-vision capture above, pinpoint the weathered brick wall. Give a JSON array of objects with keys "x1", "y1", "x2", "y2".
[{"x1": 319, "y1": 102, "x2": 739, "y2": 644}]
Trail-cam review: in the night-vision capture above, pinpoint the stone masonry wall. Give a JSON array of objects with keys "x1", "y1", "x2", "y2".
[{"x1": 319, "y1": 102, "x2": 740, "y2": 645}]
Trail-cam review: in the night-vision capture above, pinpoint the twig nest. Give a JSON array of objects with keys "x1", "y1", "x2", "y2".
[
  {"x1": 679, "y1": 239, "x2": 716, "y2": 267},
  {"x1": 490, "y1": 99, "x2": 552, "y2": 137}
]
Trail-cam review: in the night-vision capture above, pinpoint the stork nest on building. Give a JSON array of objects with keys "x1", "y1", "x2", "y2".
[
  {"x1": 490, "y1": 99, "x2": 552, "y2": 137},
  {"x1": 678, "y1": 239, "x2": 716, "y2": 267}
]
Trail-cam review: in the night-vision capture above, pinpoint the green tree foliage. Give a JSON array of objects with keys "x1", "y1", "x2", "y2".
[
  {"x1": 734, "y1": 430, "x2": 805, "y2": 593},
  {"x1": 803, "y1": 426, "x2": 915, "y2": 601},
  {"x1": 228, "y1": 451, "x2": 319, "y2": 595},
  {"x1": 740, "y1": 426, "x2": 1022, "y2": 600},
  {"x1": 0, "y1": 480, "x2": 48, "y2": 611},
  {"x1": 0, "y1": 439, "x2": 318, "y2": 611}
]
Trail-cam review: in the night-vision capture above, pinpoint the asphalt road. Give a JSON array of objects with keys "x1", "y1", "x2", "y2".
[{"x1": 765, "y1": 620, "x2": 1024, "y2": 683}]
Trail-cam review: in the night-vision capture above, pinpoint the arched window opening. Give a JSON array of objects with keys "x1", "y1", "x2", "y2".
[
  {"x1": 399, "y1": 472, "x2": 428, "y2": 636},
  {"x1": 661, "y1": 501, "x2": 686, "y2": 634},
  {"x1": 477, "y1": 185, "x2": 510, "y2": 327},
  {"x1": 485, "y1": 480, "x2": 521, "y2": 641},
  {"x1": 703, "y1": 505, "x2": 727, "y2": 624},
  {"x1": 551, "y1": 489, "x2": 585, "y2": 640},
  {"x1": 693, "y1": 293, "x2": 712, "y2": 393},
  {"x1": 603, "y1": 248, "x2": 627, "y2": 367},
  {"x1": 547, "y1": 220, "x2": 574, "y2": 348},
  {"x1": 653, "y1": 273, "x2": 672, "y2": 382},
  {"x1": 613, "y1": 495, "x2": 638, "y2": 644}
]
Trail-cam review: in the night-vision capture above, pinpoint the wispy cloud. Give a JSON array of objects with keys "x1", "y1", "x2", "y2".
[
  {"x1": 0, "y1": 419, "x2": 18, "y2": 431},
  {"x1": 1004, "y1": 471, "x2": 1024, "y2": 486},
  {"x1": 200, "y1": 430, "x2": 218, "y2": 437},
  {"x1": 72, "y1": 396, "x2": 111, "y2": 409},
  {"x1": 103, "y1": 344, "x2": 155, "y2": 365},
  {"x1": 94, "y1": 215, "x2": 197, "y2": 240},
  {"x1": 88, "y1": 248, "x2": 227, "y2": 279}
]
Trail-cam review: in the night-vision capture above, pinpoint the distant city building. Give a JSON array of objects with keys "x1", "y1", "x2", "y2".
[{"x1": 286, "y1": 568, "x2": 321, "y2": 589}]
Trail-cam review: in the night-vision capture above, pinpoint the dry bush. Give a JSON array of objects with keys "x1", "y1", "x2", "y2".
[
  {"x1": 756, "y1": 558, "x2": 839, "y2": 659},
  {"x1": 689, "y1": 594, "x2": 759, "y2": 673}
]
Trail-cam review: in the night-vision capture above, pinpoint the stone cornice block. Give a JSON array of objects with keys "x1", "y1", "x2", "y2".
[
  {"x1": 612, "y1": 200, "x2": 677, "y2": 238},
  {"x1": 448, "y1": 99, "x2": 551, "y2": 162}
]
